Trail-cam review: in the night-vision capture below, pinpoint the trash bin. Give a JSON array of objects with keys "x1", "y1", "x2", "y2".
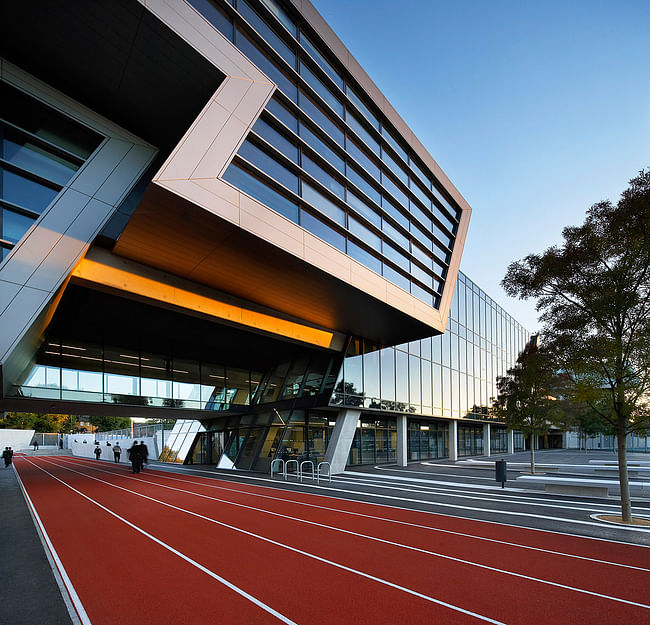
[{"x1": 495, "y1": 459, "x2": 507, "y2": 488}]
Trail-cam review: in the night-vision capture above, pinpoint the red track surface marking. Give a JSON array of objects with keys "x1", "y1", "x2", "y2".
[
  {"x1": 67, "y1": 459, "x2": 650, "y2": 607},
  {"x1": 62, "y1": 456, "x2": 650, "y2": 568},
  {"x1": 20, "y1": 457, "x2": 501, "y2": 625},
  {"x1": 54, "y1": 459, "x2": 650, "y2": 625},
  {"x1": 19, "y1": 457, "x2": 650, "y2": 625}
]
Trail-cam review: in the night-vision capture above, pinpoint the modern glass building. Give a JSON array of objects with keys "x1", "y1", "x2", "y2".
[{"x1": 1, "y1": 0, "x2": 528, "y2": 472}]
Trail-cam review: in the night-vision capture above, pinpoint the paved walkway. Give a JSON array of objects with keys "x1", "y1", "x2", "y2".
[{"x1": 0, "y1": 462, "x2": 74, "y2": 625}]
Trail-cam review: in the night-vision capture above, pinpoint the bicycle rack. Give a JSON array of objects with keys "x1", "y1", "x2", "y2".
[
  {"x1": 270, "y1": 458, "x2": 284, "y2": 479},
  {"x1": 284, "y1": 459, "x2": 298, "y2": 480},
  {"x1": 317, "y1": 461, "x2": 331, "y2": 484},
  {"x1": 299, "y1": 460, "x2": 314, "y2": 482}
]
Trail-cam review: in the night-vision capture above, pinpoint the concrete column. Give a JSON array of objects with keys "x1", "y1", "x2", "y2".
[
  {"x1": 323, "y1": 409, "x2": 361, "y2": 474},
  {"x1": 483, "y1": 423, "x2": 491, "y2": 457},
  {"x1": 507, "y1": 430, "x2": 514, "y2": 454},
  {"x1": 396, "y1": 415, "x2": 408, "y2": 467},
  {"x1": 448, "y1": 419, "x2": 458, "y2": 462}
]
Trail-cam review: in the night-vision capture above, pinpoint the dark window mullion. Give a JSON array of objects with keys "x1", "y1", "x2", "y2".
[
  {"x1": 0, "y1": 118, "x2": 85, "y2": 166},
  {"x1": 0, "y1": 159, "x2": 64, "y2": 192},
  {"x1": 0, "y1": 198, "x2": 41, "y2": 220}
]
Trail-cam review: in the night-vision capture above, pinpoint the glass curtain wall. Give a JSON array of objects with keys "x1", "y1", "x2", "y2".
[
  {"x1": 0, "y1": 82, "x2": 103, "y2": 261},
  {"x1": 347, "y1": 416, "x2": 397, "y2": 466},
  {"x1": 191, "y1": 0, "x2": 460, "y2": 309},
  {"x1": 15, "y1": 336, "x2": 337, "y2": 411},
  {"x1": 214, "y1": 409, "x2": 333, "y2": 471},
  {"x1": 331, "y1": 273, "x2": 529, "y2": 422}
]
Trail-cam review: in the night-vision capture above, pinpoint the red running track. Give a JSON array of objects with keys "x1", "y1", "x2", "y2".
[{"x1": 14, "y1": 455, "x2": 650, "y2": 625}]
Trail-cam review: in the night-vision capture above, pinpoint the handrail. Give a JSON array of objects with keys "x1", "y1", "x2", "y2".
[
  {"x1": 270, "y1": 458, "x2": 284, "y2": 479},
  {"x1": 317, "y1": 461, "x2": 331, "y2": 484},
  {"x1": 284, "y1": 459, "x2": 298, "y2": 480},
  {"x1": 299, "y1": 460, "x2": 314, "y2": 482}
]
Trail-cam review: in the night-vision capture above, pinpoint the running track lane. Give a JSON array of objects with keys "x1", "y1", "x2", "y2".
[
  {"x1": 15, "y1": 456, "x2": 650, "y2": 625},
  {"x1": 44, "y1": 457, "x2": 650, "y2": 624}
]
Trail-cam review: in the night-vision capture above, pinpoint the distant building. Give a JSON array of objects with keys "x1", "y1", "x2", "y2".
[{"x1": 1, "y1": 0, "x2": 528, "y2": 472}]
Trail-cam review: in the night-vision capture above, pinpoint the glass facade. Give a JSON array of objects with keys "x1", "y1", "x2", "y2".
[
  {"x1": 331, "y1": 272, "x2": 529, "y2": 421},
  {"x1": 14, "y1": 336, "x2": 338, "y2": 411},
  {"x1": 191, "y1": 0, "x2": 461, "y2": 309},
  {"x1": 0, "y1": 82, "x2": 103, "y2": 261}
]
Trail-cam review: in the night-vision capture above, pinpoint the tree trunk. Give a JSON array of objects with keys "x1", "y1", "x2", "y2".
[
  {"x1": 617, "y1": 423, "x2": 632, "y2": 523},
  {"x1": 529, "y1": 434, "x2": 535, "y2": 474}
]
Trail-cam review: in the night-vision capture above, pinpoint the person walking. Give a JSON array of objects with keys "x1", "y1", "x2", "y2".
[
  {"x1": 113, "y1": 443, "x2": 122, "y2": 463},
  {"x1": 93, "y1": 444, "x2": 102, "y2": 461},
  {"x1": 33, "y1": 439, "x2": 39, "y2": 451},
  {"x1": 138, "y1": 440, "x2": 149, "y2": 471},
  {"x1": 127, "y1": 441, "x2": 141, "y2": 474},
  {"x1": 2, "y1": 447, "x2": 13, "y2": 468}
]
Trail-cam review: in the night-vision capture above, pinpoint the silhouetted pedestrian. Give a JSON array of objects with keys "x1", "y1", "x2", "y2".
[
  {"x1": 94, "y1": 445, "x2": 102, "y2": 461},
  {"x1": 2, "y1": 447, "x2": 13, "y2": 468},
  {"x1": 33, "y1": 439, "x2": 39, "y2": 451},
  {"x1": 138, "y1": 441, "x2": 149, "y2": 471},
  {"x1": 128, "y1": 442, "x2": 141, "y2": 473},
  {"x1": 113, "y1": 443, "x2": 122, "y2": 463}
]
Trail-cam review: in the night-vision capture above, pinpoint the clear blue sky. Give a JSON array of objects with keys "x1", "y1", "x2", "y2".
[{"x1": 312, "y1": 0, "x2": 650, "y2": 332}]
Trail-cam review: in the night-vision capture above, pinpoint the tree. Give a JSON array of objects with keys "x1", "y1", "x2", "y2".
[
  {"x1": 502, "y1": 170, "x2": 650, "y2": 522},
  {"x1": 88, "y1": 416, "x2": 132, "y2": 432},
  {"x1": 0, "y1": 412, "x2": 69, "y2": 432},
  {"x1": 494, "y1": 339, "x2": 564, "y2": 473}
]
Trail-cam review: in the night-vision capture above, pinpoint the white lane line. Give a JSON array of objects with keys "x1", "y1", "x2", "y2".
[
  {"x1": 56, "y1": 456, "x2": 650, "y2": 572},
  {"x1": 34, "y1": 457, "x2": 512, "y2": 625},
  {"x1": 21, "y1": 458, "x2": 298, "y2": 625},
  {"x1": 45, "y1": 457, "x2": 650, "y2": 610},
  {"x1": 60, "y1": 456, "x2": 650, "y2": 545},
  {"x1": 13, "y1": 463, "x2": 91, "y2": 625}
]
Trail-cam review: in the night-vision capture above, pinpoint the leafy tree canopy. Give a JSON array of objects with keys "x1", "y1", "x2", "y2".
[
  {"x1": 88, "y1": 416, "x2": 132, "y2": 432},
  {"x1": 502, "y1": 169, "x2": 650, "y2": 520}
]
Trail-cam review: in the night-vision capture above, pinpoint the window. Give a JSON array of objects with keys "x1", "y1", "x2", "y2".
[
  {"x1": 348, "y1": 215, "x2": 381, "y2": 252},
  {"x1": 346, "y1": 110, "x2": 379, "y2": 155},
  {"x1": 238, "y1": 0, "x2": 295, "y2": 67},
  {"x1": 300, "y1": 209, "x2": 345, "y2": 252},
  {"x1": 381, "y1": 170, "x2": 408, "y2": 208},
  {"x1": 299, "y1": 123, "x2": 344, "y2": 173},
  {"x1": 259, "y1": 0, "x2": 296, "y2": 35},
  {"x1": 187, "y1": 0, "x2": 233, "y2": 41},
  {"x1": 252, "y1": 117, "x2": 298, "y2": 163},
  {"x1": 223, "y1": 162, "x2": 298, "y2": 222},
  {"x1": 346, "y1": 189, "x2": 380, "y2": 227},
  {"x1": 381, "y1": 148, "x2": 408, "y2": 186},
  {"x1": 301, "y1": 181, "x2": 345, "y2": 226},
  {"x1": 347, "y1": 240, "x2": 381, "y2": 274},
  {"x1": 298, "y1": 90, "x2": 344, "y2": 146},
  {"x1": 266, "y1": 97, "x2": 298, "y2": 133},
  {"x1": 382, "y1": 263, "x2": 410, "y2": 291},
  {"x1": 301, "y1": 154, "x2": 344, "y2": 199},
  {"x1": 345, "y1": 86, "x2": 379, "y2": 130},
  {"x1": 381, "y1": 126, "x2": 408, "y2": 163},
  {"x1": 300, "y1": 62, "x2": 344, "y2": 117},
  {"x1": 346, "y1": 164, "x2": 381, "y2": 207},
  {"x1": 237, "y1": 139, "x2": 298, "y2": 193},
  {"x1": 236, "y1": 30, "x2": 297, "y2": 102},
  {"x1": 345, "y1": 136, "x2": 380, "y2": 181},
  {"x1": 381, "y1": 219, "x2": 409, "y2": 252},
  {"x1": 299, "y1": 33, "x2": 343, "y2": 88}
]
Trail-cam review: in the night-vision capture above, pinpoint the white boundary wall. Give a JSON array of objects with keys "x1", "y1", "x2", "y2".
[
  {"x1": 0, "y1": 428, "x2": 35, "y2": 450},
  {"x1": 71, "y1": 437, "x2": 157, "y2": 465}
]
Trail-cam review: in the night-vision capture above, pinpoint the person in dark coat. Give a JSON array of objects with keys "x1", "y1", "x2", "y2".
[
  {"x1": 138, "y1": 441, "x2": 149, "y2": 471},
  {"x1": 127, "y1": 441, "x2": 141, "y2": 473},
  {"x1": 93, "y1": 445, "x2": 102, "y2": 460},
  {"x1": 2, "y1": 447, "x2": 13, "y2": 468},
  {"x1": 33, "y1": 439, "x2": 39, "y2": 451}
]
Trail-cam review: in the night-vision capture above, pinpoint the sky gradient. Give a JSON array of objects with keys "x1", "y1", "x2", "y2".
[{"x1": 312, "y1": 0, "x2": 650, "y2": 332}]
